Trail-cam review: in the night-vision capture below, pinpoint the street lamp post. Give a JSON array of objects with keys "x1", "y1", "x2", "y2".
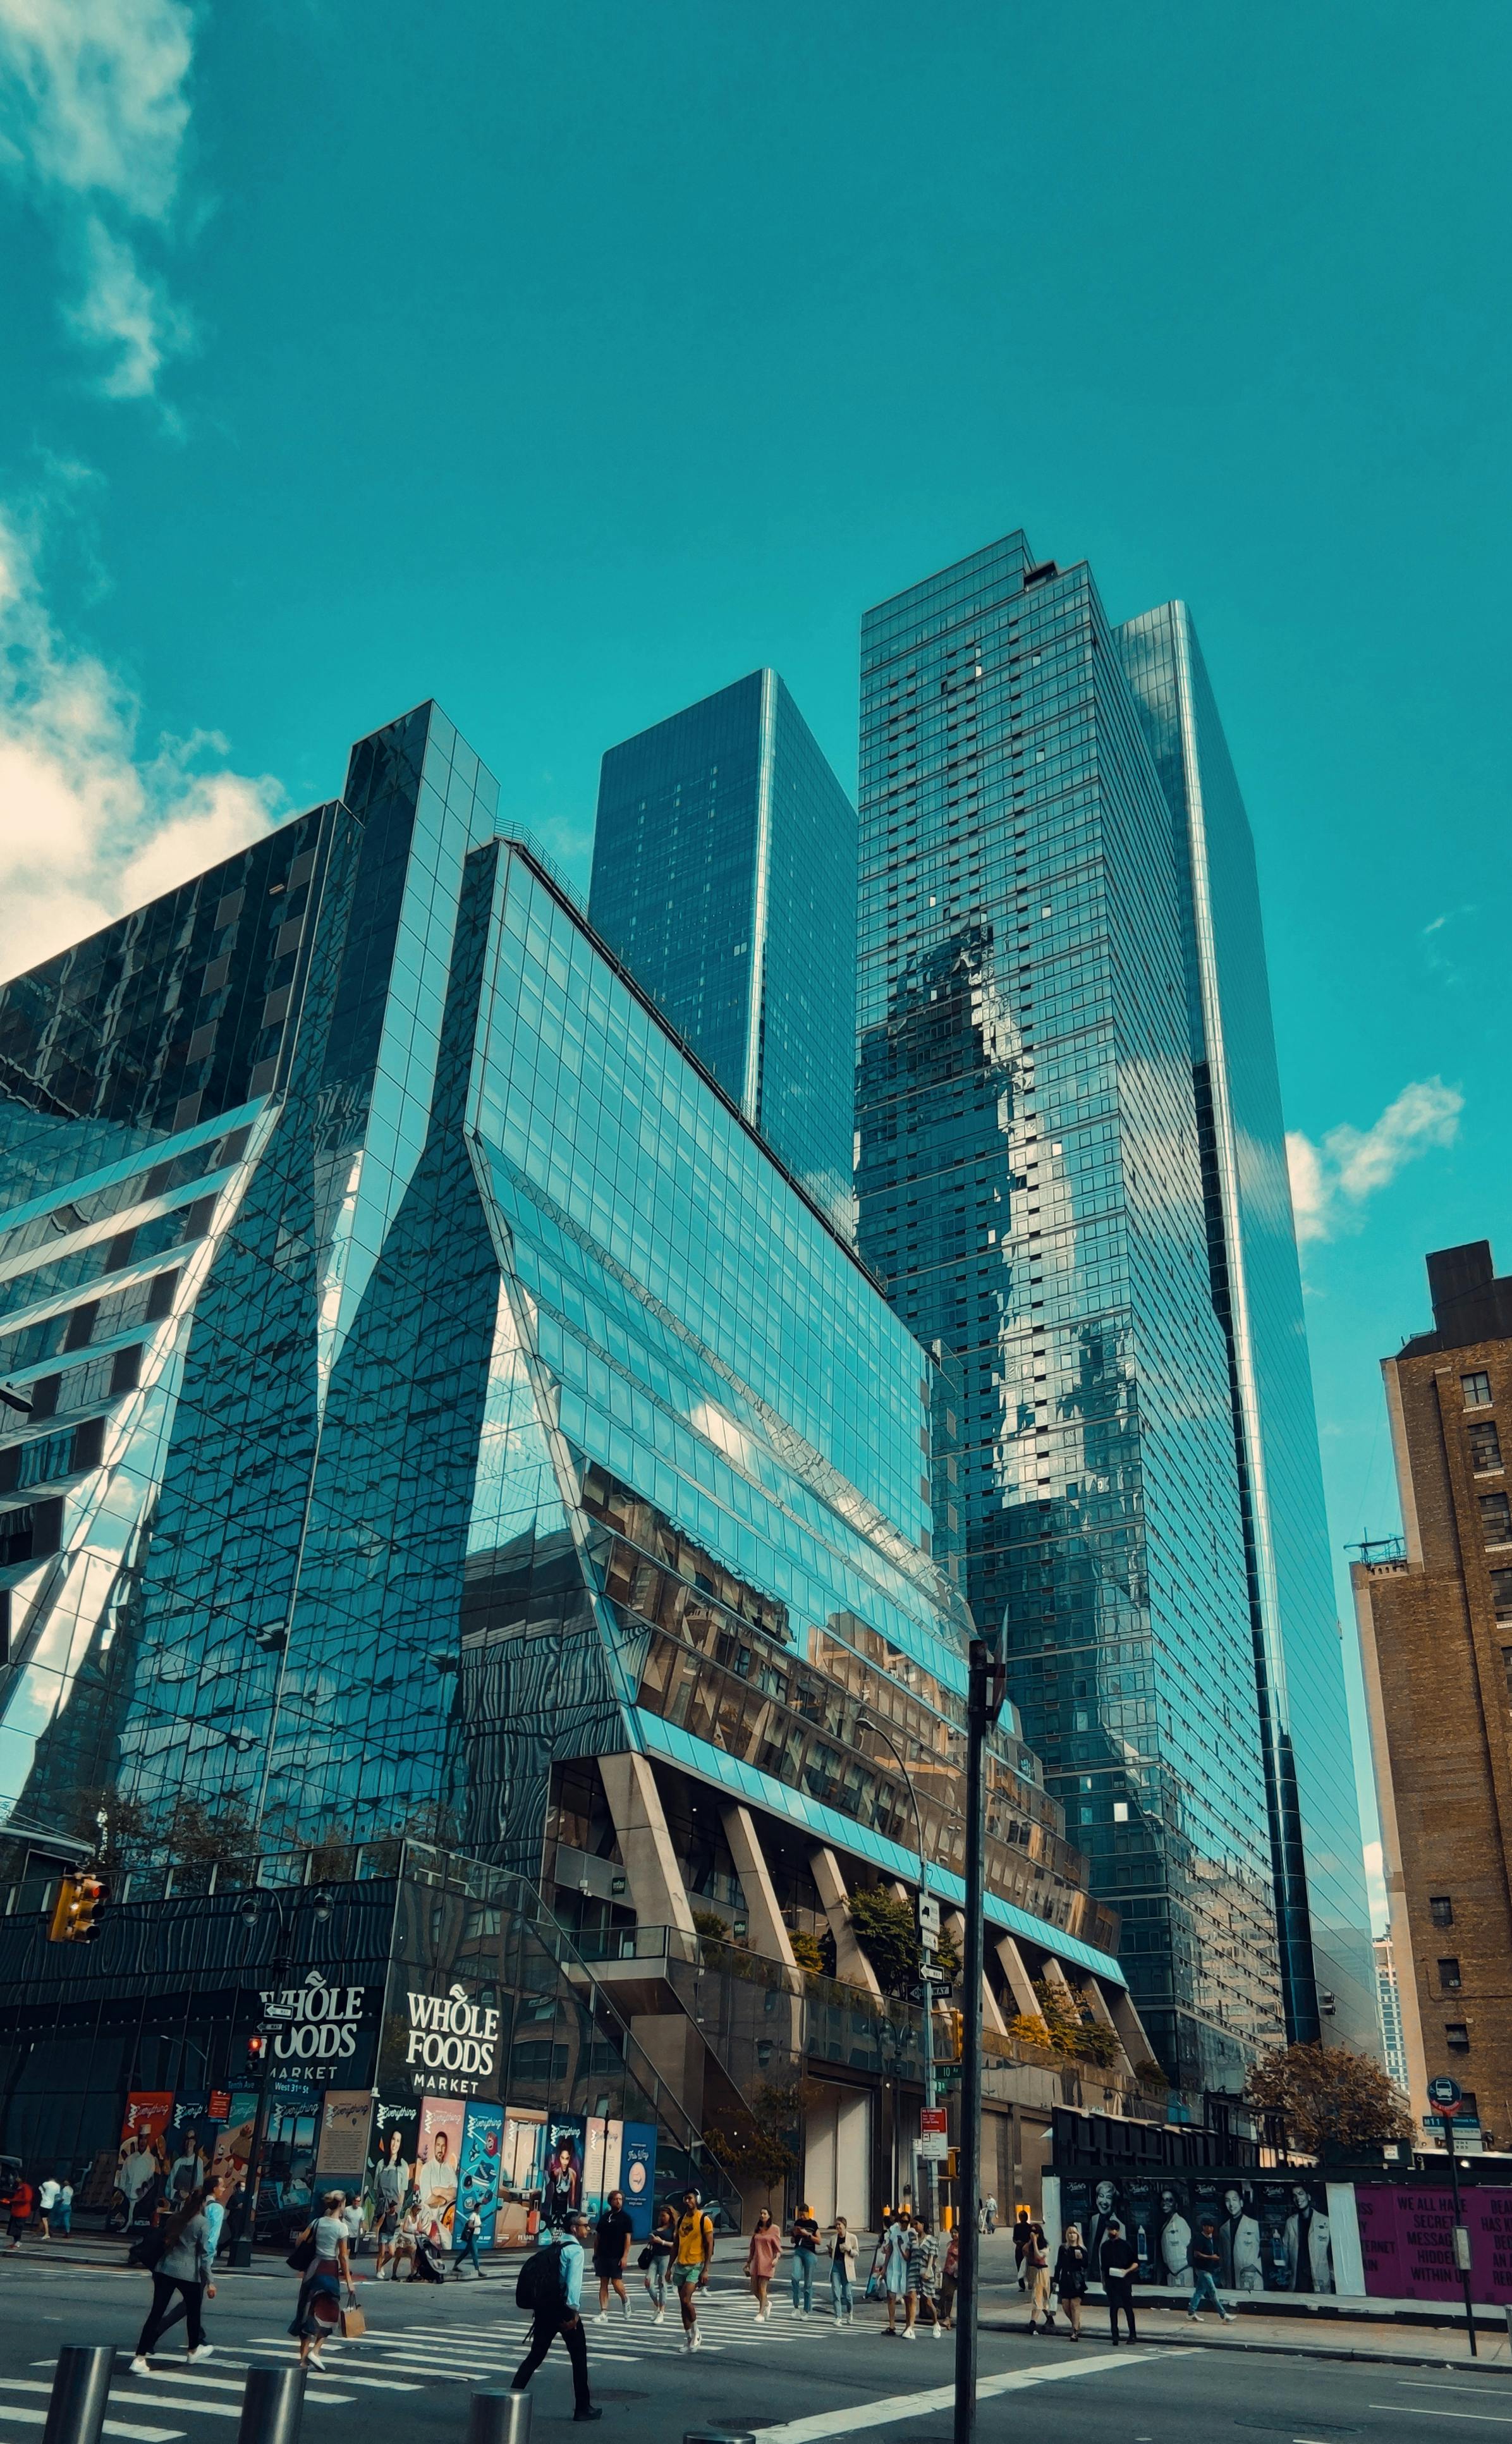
[
  {"x1": 955, "y1": 1637, "x2": 1006, "y2": 2444},
  {"x1": 228, "y1": 1885, "x2": 332, "y2": 2268},
  {"x1": 860, "y1": 1711, "x2": 939, "y2": 2227}
]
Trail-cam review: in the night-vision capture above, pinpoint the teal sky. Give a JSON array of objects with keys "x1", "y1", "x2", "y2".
[{"x1": 2, "y1": 2, "x2": 1508, "y2": 1895}]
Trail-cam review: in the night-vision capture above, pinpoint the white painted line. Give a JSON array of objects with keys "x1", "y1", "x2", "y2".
[
  {"x1": 1370, "y1": 2410, "x2": 1512, "y2": 2426},
  {"x1": 0, "y1": 2411, "x2": 180, "y2": 2444},
  {"x1": 755, "y1": 2347, "x2": 1188, "y2": 2443}
]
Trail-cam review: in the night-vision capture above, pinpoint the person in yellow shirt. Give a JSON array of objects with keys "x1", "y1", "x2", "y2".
[{"x1": 670, "y1": 2189, "x2": 714, "y2": 2351}]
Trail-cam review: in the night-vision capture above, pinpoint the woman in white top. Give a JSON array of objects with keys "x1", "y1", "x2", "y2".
[{"x1": 288, "y1": 2192, "x2": 355, "y2": 2368}]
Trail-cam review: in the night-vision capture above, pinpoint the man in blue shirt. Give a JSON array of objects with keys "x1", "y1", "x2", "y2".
[{"x1": 511, "y1": 2212, "x2": 601, "y2": 2422}]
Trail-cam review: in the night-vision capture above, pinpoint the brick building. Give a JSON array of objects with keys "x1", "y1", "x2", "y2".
[{"x1": 1354, "y1": 1241, "x2": 1512, "y2": 2150}]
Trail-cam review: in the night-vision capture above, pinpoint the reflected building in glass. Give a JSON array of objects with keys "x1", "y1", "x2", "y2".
[
  {"x1": 0, "y1": 701, "x2": 1150, "y2": 2204},
  {"x1": 590, "y1": 671, "x2": 857, "y2": 1228},
  {"x1": 855, "y1": 534, "x2": 1374, "y2": 2090}
]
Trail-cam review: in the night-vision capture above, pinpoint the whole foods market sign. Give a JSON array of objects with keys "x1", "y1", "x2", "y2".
[
  {"x1": 257, "y1": 1971, "x2": 377, "y2": 2084},
  {"x1": 401, "y1": 1981, "x2": 500, "y2": 2096}
]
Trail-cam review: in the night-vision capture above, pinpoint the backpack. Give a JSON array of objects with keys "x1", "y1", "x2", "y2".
[
  {"x1": 128, "y1": 2225, "x2": 168, "y2": 2271},
  {"x1": 516, "y1": 2240, "x2": 566, "y2": 2315}
]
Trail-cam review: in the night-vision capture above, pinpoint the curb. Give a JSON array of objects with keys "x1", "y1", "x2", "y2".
[{"x1": 982, "y1": 2320, "x2": 1512, "y2": 2374}]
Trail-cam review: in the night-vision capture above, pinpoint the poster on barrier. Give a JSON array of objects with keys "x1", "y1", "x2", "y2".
[
  {"x1": 1059, "y1": 2174, "x2": 1337, "y2": 2292},
  {"x1": 111, "y1": 2095, "x2": 174, "y2": 2230},
  {"x1": 456, "y1": 2099, "x2": 506, "y2": 2249},
  {"x1": 540, "y1": 2114, "x2": 586, "y2": 2229},
  {"x1": 621, "y1": 2124, "x2": 657, "y2": 2239},
  {"x1": 415, "y1": 2096, "x2": 466, "y2": 2239}
]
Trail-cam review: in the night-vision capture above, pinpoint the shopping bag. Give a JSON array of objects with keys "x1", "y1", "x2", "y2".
[{"x1": 339, "y1": 2303, "x2": 366, "y2": 2338}]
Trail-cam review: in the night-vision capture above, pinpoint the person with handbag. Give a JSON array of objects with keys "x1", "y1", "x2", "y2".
[
  {"x1": 744, "y1": 2206, "x2": 781, "y2": 2321},
  {"x1": 129, "y1": 2183, "x2": 215, "y2": 2372},
  {"x1": 1052, "y1": 2222, "x2": 1088, "y2": 2339},
  {"x1": 286, "y1": 2190, "x2": 355, "y2": 2368},
  {"x1": 1025, "y1": 2221, "x2": 1056, "y2": 2333},
  {"x1": 936, "y1": 2226, "x2": 961, "y2": 2331},
  {"x1": 641, "y1": 2204, "x2": 674, "y2": 2323}
]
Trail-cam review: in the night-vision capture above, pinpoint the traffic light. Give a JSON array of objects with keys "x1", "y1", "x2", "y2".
[
  {"x1": 946, "y1": 2147, "x2": 960, "y2": 2180},
  {"x1": 47, "y1": 1873, "x2": 107, "y2": 1943},
  {"x1": 948, "y1": 2008, "x2": 964, "y2": 2061},
  {"x1": 246, "y1": 2032, "x2": 269, "y2": 2071}
]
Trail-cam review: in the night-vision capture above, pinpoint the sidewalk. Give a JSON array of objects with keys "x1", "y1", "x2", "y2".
[{"x1": 982, "y1": 2294, "x2": 1512, "y2": 2369}]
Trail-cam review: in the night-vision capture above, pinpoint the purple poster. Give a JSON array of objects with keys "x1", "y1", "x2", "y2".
[{"x1": 1355, "y1": 2186, "x2": 1512, "y2": 2302}]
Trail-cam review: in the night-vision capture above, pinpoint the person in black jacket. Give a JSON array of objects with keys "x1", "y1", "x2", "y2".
[
  {"x1": 1052, "y1": 2222, "x2": 1088, "y2": 2339},
  {"x1": 1100, "y1": 2218, "x2": 1139, "y2": 2343}
]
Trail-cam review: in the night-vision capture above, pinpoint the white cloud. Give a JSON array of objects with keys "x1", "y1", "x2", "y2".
[
  {"x1": 0, "y1": 502, "x2": 281, "y2": 983},
  {"x1": 68, "y1": 212, "x2": 190, "y2": 396},
  {"x1": 1362, "y1": 1839, "x2": 1389, "y2": 1940},
  {"x1": 1286, "y1": 1078, "x2": 1463, "y2": 1245},
  {"x1": 0, "y1": 0, "x2": 196, "y2": 396}
]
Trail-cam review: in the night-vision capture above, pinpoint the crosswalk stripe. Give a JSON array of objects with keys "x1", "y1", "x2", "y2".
[{"x1": 0, "y1": 2410, "x2": 180, "y2": 2444}]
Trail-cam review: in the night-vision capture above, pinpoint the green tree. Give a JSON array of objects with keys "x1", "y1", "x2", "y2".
[
  {"x1": 846, "y1": 1886, "x2": 920, "y2": 1993},
  {"x1": 1244, "y1": 2042, "x2": 1413, "y2": 2156}
]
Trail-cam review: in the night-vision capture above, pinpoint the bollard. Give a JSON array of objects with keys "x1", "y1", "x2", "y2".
[
  {"x1": 683, "y1": 2433, "x2": 756, "y2": 2444},
  {"x1": 236, "y1": 2365, "x2": 306, "y2": 2444},
  {"x1": 466, "y1": 2390, "x2": 532, "y2": 2444},
  {"x1": 42, "y1": 2347, "x2": 114, "y2": 2444}
]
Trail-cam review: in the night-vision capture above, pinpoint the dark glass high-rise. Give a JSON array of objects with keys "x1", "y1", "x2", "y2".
[{"x1": 855, "y1": 533, "x2": 1375, "y2": 2088}]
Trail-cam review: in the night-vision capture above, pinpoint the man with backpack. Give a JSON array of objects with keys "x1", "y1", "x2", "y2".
[
  {"x1": 670, "y1": 2189, "x2": 714, "y2": 2351},
  {"x1": 511, "y1": 2212, "x2": 601, "y2": 2423}
]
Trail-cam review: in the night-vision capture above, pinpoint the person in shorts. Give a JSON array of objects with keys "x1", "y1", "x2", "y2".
[
  {"x1": 670, "y1": 2189, "x2": 713, "y2": 2350},
  {"x1": 4, "y1": 2176, "x2": 33, "y2": 2252},
  {"x1": 593, "y1": 2189, "x2": 633, "y2": 2320}
]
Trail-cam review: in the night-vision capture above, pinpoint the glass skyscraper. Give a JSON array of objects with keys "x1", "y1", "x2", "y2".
[
  {"x1": 590, "y1": 671, "x2": 857, "y2": 1227},
  {"x1": 0, "y1": 699, "x2": 1149, "y2": 2200},
  {"x1": 855, "y1": 533, "x2": 1374, "y2": 2090}
]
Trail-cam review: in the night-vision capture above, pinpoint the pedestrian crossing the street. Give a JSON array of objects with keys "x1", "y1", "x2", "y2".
[{"x1": 15, "y1": 2293, "x2": 877, "y2": 2443}]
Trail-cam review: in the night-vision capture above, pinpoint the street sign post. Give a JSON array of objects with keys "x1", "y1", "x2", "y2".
[{"x1": 1425, "y1": 2081, "x2": 1478, "y2": 2357}]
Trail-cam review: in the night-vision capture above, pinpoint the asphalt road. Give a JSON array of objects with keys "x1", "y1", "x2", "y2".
[{"x1": 0, "y1": 2252, "x2": 1506, "y2": 2444}]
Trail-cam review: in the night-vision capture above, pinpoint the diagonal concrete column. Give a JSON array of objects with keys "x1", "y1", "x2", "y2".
[
  {"x1": 994, "y1": 1932, "x2": 1041, "y2": 2019},
  {"x1": 599, "y1": 1752, "x2": 697, "y2": 1936},
  {"x1": 720, "y1": 1803, "x2": 797, "y2": 1968},
  {"x1": 809, "y1": 1846, "x2": 882, "y2": 1995},
  {"x1": 947, "y1": 1907, "x2": 1008, "y2": 2034}
]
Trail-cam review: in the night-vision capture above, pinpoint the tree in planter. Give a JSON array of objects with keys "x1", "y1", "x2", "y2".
[
  {"x1": 1244, "y1": 2041, "x2": 1413, "y2": 2156},
  {"x1": 702, "y1": 2079, "x2": 802, "y2": 2209},
  {"x1": 846, "y1": 1886, "x2": 920, "y2": 1994}
]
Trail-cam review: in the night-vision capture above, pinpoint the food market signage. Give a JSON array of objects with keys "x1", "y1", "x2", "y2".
[
  {"x1": 255, "y1": 1970, "x2": 379, "y2": 2085},
  {"x1": 390, "y1": 1980, "x2": 501, "y2": 2099}
]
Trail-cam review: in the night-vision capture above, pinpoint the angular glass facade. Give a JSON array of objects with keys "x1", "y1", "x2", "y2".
[
  {"x1": 0, "y1": 693, "x2": 1137, "y2": 2181},
  {"x1": 589, "y1": 671, "x2": 857, "y2": 1228},
  {"x1": 1119, "y1": 604, "x2": 1377, "y2": 2055},
  {"x1": 855, "y1": 534, "x2": 1354, "y2": 2092}
]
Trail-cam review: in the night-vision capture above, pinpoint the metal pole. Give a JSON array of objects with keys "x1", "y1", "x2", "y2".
[
  {"x1": 229, "y1": 2029, "x2": 276, "y2": 2268},
  {"x1": 42, "y1": 2347, "x2": 114, "y2": 2444},
  {"x1": 467, "y1": 2391, "x2": 533, "y2": 2444},
  {"x1": 1444, "y1": 2114, "x2": 1477, "y2": 2358},
  {"x1": 955, "y1": 1637, "x2": 997, "y2": 2444},
  {"x1": 235, "y1": 2368, "x2": 305, "y2": 2444}
]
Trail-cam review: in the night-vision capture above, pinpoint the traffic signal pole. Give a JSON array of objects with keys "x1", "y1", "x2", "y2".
[
  {"x1": 955, "y1": 1637, "x2": 1004, "y2": 2444},
  {"x1": 228, "y1": 2036, "x2": 275, "y2": 2270}
]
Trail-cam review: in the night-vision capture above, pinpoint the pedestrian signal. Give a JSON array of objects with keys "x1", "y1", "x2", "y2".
[
  {"x1": 246, "y1": 2032, "x2": 269, "y2": 2069},
  {"x1": 946, "y1": 2147, "x2": 960, "y2": 2180},
  {"x1": 47, "y1": 1873, "x2": 106, "y2": 1942}
]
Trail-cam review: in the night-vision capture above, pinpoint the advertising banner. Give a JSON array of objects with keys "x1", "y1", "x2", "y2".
[
  {"x1": 620, "y1": 2123, "x2": 657, "y2": 2239},
  {"x1": 456, "y1": 2099, "x2": 506, "y2": 2250},
  {"x1": 315, "y1": 2091, "x2": 374, "y2": 2189},
  {"x1": 1059, "y1": 2175, "x2": 1338, "y2": 2293},
  {"x1": 1355, "y1": 2186, "x2": 1512, "y2": 2302},
  {"x1": 540, "y1": 2114, "x2": 587, "y2": 2230},
  {"x1": 211, "y1": 2091, "x2": 259, "y2": 2184},
  {"x1": 363, "y1": 2094, "x2": 419, "y2": 2239},
  {"x1": 415, "y1": 2096, "x2": 466, "y2": 2239},
  {"x1": 112, "y1": 2094, "x2": 174, "y2": 2228},
  {"x1": 164, "y1": 2094, "x2": 226, "y2": 2201},
  {"x1": 583, "y1": 2117, "x2": 625, "y2": 2221}
]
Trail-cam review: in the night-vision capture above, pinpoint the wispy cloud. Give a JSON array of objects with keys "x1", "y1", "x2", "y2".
[
  {"x1": 0, "y1": 0, "x2": 196, "y2": 398},
  {"x1": 1287, "y1": 1078, "x2": 1463, "y2": 1245},
  {"x1": 0, "y1": 498, "x2": 282, "y2": 982}
]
